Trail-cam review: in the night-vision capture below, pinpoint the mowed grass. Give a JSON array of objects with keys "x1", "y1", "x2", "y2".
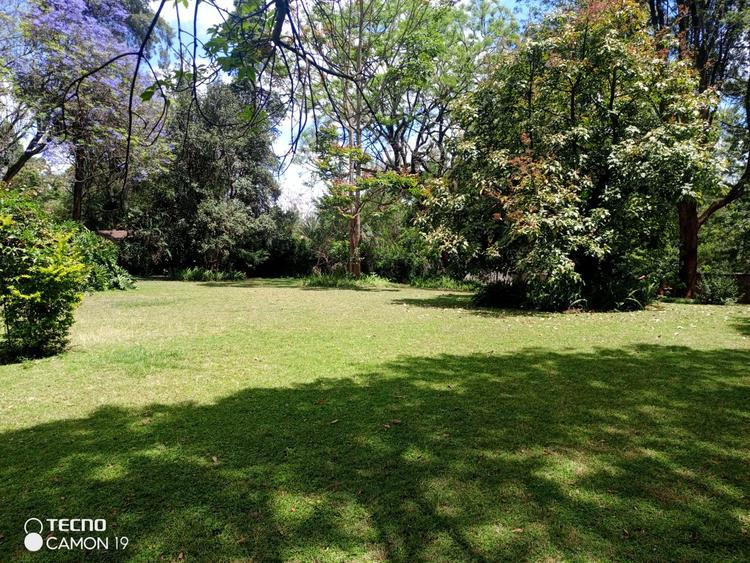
[{"x1": 0, "y1": 280, "x2": 748, "y2": 562}]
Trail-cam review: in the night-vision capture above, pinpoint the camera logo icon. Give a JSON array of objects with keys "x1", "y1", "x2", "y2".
[{"x1": 24, "y1": 518, "x2": 44, "y2": 552}]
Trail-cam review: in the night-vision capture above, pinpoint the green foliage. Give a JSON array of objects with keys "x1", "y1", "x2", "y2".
[
  {"x1": 471, "y1": 272, "x2": 657, "y2": 312},
  {"x1": 302, "y1": 273, "x2": 393, "y2": 289},
  {"x1": 357, "y1": 273, "x2": 393, "y2": 287},
  {"x1": 3, "y1": 158, "x2": 71, "y2": 219},
  {"x1": 191, "y1": 199, "x2": 258, "y2": 271},
  {"x1": 421, "y1": 0, "x2": 715, "y2": 311},
  {"x1": 696, "y1": 273, "x2": 740, "y2": 305},
  {"x1": 302, "y1": 273, "x2": 358, "y2": 288},
  {"x1": 70, "y1": 227, "x2": 135, "y2": 291},
  {"x1": 367, "y1": 213, "x2": 443, "y2": 282},
  {"x1": 307, "y1": 191, "x2": 445, "y2": 282},
  {"x1": 119, "y1": 213, "x2": 174, "y2": 275},
  {"x1": 699, "y1": 193, "x2": 750, "y2": 273},
  {"x1": 174, "y1": 267, "x2": 245, "y2": 282},
  {"x1": 409, "y1": 277, "x2": 479, "y2": 292},
  {"x1": 0, "y1": 191, "x2": 87, "y2": 359},
  {"x1": 252, "y1": 210, "x2": 315, "y2": 277},
  {"x1": 121, "y1": 85, "x2": 307, "y2": 277}
]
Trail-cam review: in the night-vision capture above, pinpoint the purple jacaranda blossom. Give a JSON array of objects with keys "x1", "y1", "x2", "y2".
[{"x1": 18, "y1": 0, "x2": 133, "y2": 90}]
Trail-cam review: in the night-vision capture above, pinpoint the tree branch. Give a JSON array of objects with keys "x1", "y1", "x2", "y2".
[{"x1": 699, "y1": 75, "x2": 750, "y2": 226}]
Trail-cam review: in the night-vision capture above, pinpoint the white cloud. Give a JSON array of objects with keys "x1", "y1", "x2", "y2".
[{"x1": 276, "y1": 160, "x2": 325, "y2": 215}]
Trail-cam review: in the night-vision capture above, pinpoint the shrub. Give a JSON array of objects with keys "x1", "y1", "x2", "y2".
[
  {"x1": 174, "y1": 267, "x2": 245, "y2": 282},
  {"x1": 410, "y1": 276, "x2": 480, "y2": 292},
  {"x1": 119, "y1": 207, "x2": 176, "y2": 275},
  {"x1": 697, "y1": 273, "x2": 739, "y2": 305},
  {"x1": 371, "y1": 226, "x2": 440, "y2": 283},
  {"x1": 0, "y1": 191, "x2": 88, "y2": 359},
  {"x1": 471, "y1": 272, "x2": 659, "y2": 312},
  {"x1": 70, "y1": 227, "x2": 135, "y2": 291},
  {"x1": 302, "y1": 273, "x2": 358, "y2": 288},
  {"x1": 302, "y1": 273, "x2": 393, "y2": 289},
  {"x1": 359, "y1": 273, "x2": 394, "y2": 287},
  {"x1": 191, "y1": 199, "x2": 255, "y2": 271},
  {"x1": 251, "y1": 209, "x2": 316, "y2": 277}
]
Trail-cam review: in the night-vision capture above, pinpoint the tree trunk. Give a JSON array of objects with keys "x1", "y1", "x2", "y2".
[
  {"x1": 3, "y1": 152, "x2": 34, "y2": 184},
  {"x1": 2, "y1": 129, "x2": 47, "y2": 184},
  {"x1": 677, "y1": 200, "x2": 699, "y2": 298},
  {"x1": 72, "y1": 150, "x2": 86, "y2": 221},
  {"x1": 348, "y1": 195, "x2": 362, "y2": 278}
]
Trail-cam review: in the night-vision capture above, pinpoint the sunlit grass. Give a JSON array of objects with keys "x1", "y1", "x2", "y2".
[{"x1": 0, "y1": 280, "x2": 748, "y2": 561}]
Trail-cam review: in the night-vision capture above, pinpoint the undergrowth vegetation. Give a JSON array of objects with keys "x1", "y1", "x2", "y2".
[
  {"x1": 697, "y1": 272, "x2": 740, "y2": 304},
  {"x1": 71, "y1": 227, "x2": 135, "y2": 291},
  {"x1": 302, "y1": 272, "x2": 394, "y2": 289},
  {"x1": 174, "y1": 267, "x2": 246, "y2": 282}
]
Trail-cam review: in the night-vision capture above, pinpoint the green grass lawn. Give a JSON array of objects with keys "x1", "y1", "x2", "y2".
[{"x1": 0, "y1": 280, "x2": 748, "y2": 561}]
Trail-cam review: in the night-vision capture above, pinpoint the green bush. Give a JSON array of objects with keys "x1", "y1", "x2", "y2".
[
  {"x1": 697, "y1": 273, "x2": 739, "y2": 305},
  {"x1": 409, "y1": 276, "x2": 480, "y2": 292},
  {"x1": 70, "y1": 227, "x2": 135, "y2": 291},
  {"x1": 119, "y1": 208, "x2": 176, "y2": 275},
  {"x1": 302, "y1": 273, "x2": 358, "y2": 288},
  {"x1": 358, "y1": 273, "x2": 393, "y2": 287},
  {"x1": 370, "y1": 226, "x2": 440, "y2": 283},
  {"x1": 302, "y1": 273, "x2": 393, "y2": 289},
  {"x1": 471, "y1": 272, "x2": 659, "y2": 312},
  {"x1": 0, "y1": 191, "x2": 88, "y2": 359},
  {"x1": 174, "y1": 267, "x2": 245, "y2": 282}
]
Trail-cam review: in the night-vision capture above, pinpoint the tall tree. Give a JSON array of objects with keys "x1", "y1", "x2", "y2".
[
  {"x1": 123, "y1": 83, "x2": 283, "y2": 273},
  {"x1": 0, "y1": 0, "x2": 169, "y2": 222},
  {"x1": 422, "y1": 0, "x2": 716, "y2": 310},
  {"x1": 297, "y1": 0, "x2": 426, "y2": 276},
  {"x1": 645, "y1": 0, "x2": 750, "y2": 295},
  {"x1": 300, "y1": 0, "x2": 513, "y2": 276}
]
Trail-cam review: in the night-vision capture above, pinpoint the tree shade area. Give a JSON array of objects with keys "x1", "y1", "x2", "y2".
[
  {"x1": 0, "y1": 0, "x2": 749, "y2": 559},
  {"x1": 0, "y1": 281, "x2": 748, "y2": 560}
]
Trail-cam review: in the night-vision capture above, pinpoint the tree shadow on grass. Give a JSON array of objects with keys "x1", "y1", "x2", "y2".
[
  {"x1": 196, "y1": 277, "x2": 303, "y2": 289},
  {"x1": 394, "y1": 293, "x2": 474, "y2": 309},
  {"x1": 0, "y1": 343, "x2": 18, "y2": 366},
  {"x1": 392, "y1": 293, "x2": 538, "y2": 317},
  {"x1": 0, "y1": 343, "x2": 53, "y2": 367},
  {"x1": 0, "y1": 345, "x2": 748, "y2": 561},
  {"x1": 194, "y1": 279, "x2": 401, "y2": 292},
  {"x1": 301, "y1": 285, "x2": 400, "y2": 292},
  {"x1": 733, "y1": 316, "x2": 750, "y2": 337}
]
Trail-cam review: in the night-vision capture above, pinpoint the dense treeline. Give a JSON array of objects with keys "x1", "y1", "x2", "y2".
[
  {"x1": 120, "y1": 83, "x2": 313, "y2": 277},
  {"x1": 1, "y1": 0, "x2": 748, "y2": 358}
]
